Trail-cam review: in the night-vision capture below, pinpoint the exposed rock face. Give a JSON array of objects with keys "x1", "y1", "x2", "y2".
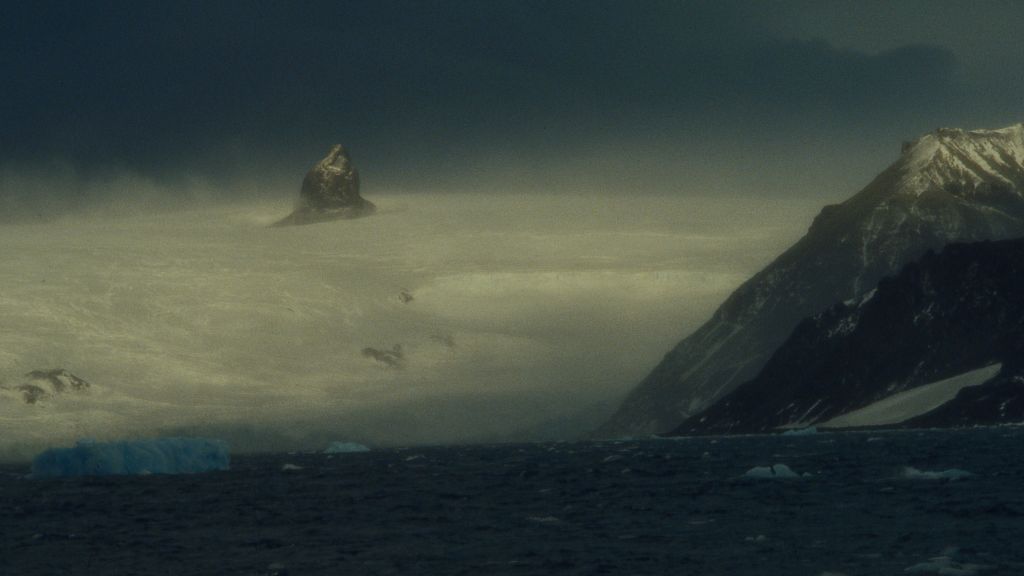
[
  {"x1": 901, "y1": 371, "x2": 1024, "y2": 428},
  {"x1": 672, "y1": 238, "x2": 1024, "y2": 434},
  {"x1": 273, "y1": 144, "x2": 376, "y2": 226},
  {"x1": 0, "y1": 369, "x2": 91, "y2": 404},
  {"x1": 362, "y1": 344, "x2": 404, "y2": 368},
  {"x1": 598, "y1": 123, "x2": 1024, "y2": 437}
]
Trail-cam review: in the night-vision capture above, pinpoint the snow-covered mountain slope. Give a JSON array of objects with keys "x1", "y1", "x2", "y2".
[
  {"x1": 598, "y1": 123, "x2": 1024, "y2": 437},
  {"x1": 0, "y1": 194, "x2": 809, "y2": 459},
  {"x1": 899, "y1": 125, "x2": 1024, "y2": 197},
  {"x1": 672, "y1": 238, "x2": 1024, "y2": 435}
]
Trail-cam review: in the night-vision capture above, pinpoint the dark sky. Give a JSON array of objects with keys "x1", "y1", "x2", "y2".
[{"x1": 3, "y1": 0, "x2": 1023, "y2": 200}]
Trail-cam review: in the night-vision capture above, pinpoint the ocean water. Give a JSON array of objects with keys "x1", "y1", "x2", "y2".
[{"x1": 2, "y1": 427, "x2": 1023, "y2": 575}]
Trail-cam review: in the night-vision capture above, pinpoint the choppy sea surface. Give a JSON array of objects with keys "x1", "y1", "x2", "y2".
[{"x1": 2, "y1": 427, "x2": 1023, "y2": 575}]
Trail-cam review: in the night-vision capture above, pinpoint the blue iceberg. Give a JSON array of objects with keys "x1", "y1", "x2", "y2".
[
  {"x1": 324, "y1": 441, "x2": 371, "y2": 454},
  {"x1": 31, "y1": 438, "x2": 230, "y2": 478}
]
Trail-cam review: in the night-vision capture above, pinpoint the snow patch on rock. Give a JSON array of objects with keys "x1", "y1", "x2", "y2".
[{"x1": 819, "y1": 364, "x2": 1002, "y2": 429}]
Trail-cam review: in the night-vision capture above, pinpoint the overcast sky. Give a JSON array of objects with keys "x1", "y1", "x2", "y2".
[{"x1": 3, "y1": 1, "x2": 1022, "y2": 201}]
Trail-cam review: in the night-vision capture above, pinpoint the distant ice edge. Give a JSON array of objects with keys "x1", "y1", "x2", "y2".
[
  {"x1": 31, "y1": 437, "x2": 230, "y2": 478},
  {"x1": 324, "y1": 441, "x2": 371, "y2": 454}
]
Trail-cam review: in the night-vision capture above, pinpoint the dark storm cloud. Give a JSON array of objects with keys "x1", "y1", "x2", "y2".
[{"x1": 0, "y1": 1, "x2": 995, "y2": 191}]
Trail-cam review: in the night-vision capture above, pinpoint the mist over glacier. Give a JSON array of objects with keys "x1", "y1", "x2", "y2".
[{"x1": 0, "y1": 192, "x2": 816, "y2": 458}]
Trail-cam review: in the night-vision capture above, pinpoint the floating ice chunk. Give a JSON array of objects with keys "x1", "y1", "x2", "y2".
[
  {"x1": 745, "y1": 463, "x2": 801, "y2": 479},
  {"x1": 281, "y1": 463, "x2": 303, "y2": 471},
  {"x1": 266, "y1": 562, "x2": 289, "y2": 576},
  {"x1": 904, "y1": 555, "x2": 992, "y2": 575},
  {"x1": 31, "y1": 438, "x2": 229, "y2": 478},
  {"x1": 902, "y1": 467, "x2": 973, "y2": 481},
  {"x1": 782, "y1": 426, "x2": 818, "y2": 436},
  {"x1": 324, "y1": 441, "x2": 371, "y2": 454},
  {"x1": 527, "y1": 516, "x2": 561, "y2": 523}
]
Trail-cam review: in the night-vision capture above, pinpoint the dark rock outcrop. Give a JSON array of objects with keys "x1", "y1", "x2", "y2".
[
  {"x1": 362, "y1": 345, "x2": 403, "y2": 368},
  {"x1": 598, "y1": 123, "x2": 1024, "y2": 437},
  {"x1": 672, "y1": 239, "x2": 1024, "y2": 435},
  {"x1": 1, "y1": 369, "x2": 91, "y2": 405},
  {"x1": 273, "y1": 144, "x2": 376, "y2": 226}
]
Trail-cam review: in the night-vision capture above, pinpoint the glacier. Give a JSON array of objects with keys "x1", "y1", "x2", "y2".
[
  {"x1": 31, "y1": 438, "x2": 230, "y2": 478},
  {"x1": 0, "y1": 194, "x2": 807, "y2": 456}
]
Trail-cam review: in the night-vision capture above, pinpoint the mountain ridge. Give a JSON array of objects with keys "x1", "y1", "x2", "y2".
[
  {"x1": 671, "y1": 237, "x2": 1024, "y2": 435},
  {"x1": 598, "y1": 122, "x2": 1024, "y2": 437}
]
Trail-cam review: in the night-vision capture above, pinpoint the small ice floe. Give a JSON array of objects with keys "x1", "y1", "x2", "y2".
[
  {"x1": 744, "y1": 463, "x2": 804, "y2": 479},
  {"x1": 324, "y1": 441, "x2": 370, "y2": 454},
  {"x1": 901, "y1": 467, "x2": 973, "y2": 481},
  {"x1": 31, "y1": 437, "x2": 229, "y2": 478},
  {"x1": 782, "y1": 426, "x2": 818, "y2": 436},
  {"x1": 744, "y1": 534, "x2": 768, "y2": 543},
  {"x1": 526, "y1": 516, "x2": 561, "y2": 524},
  {"x1": 281, "y1": 463, "x2": 303, "y2": 471},
  {"x1": 404, "y1": 454, "x2": 425, "y2": 462},
  {"x1": 904, "y1": 554, "x2": 992, "y2": 575},
  {"x1": 266, "y1": 561, "x2": 289, "y2": 576}
]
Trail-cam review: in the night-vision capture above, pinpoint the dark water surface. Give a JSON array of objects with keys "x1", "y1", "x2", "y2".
[{"x1": 2, "y1": 428, "x2": 1023, "y2": 575}]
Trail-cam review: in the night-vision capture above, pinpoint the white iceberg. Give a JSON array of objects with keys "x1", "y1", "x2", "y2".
[
  {"x1": 744, "y1": 463, "x2": 801, "y2": 479},
  {"x1": 31, "y1": 438, "x2": 230, "y2": 478},
  {"x1": 324, "y1": 441, "x2": 371, "y2": 454}
]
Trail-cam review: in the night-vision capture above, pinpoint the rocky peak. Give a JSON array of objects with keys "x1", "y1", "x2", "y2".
[
  {"x1": 895, "y1": 123, "x2": 1024, "y2": 197},
  {"x1": 322, "y1": 144, "x2": 352, "y2": 172},
  {"x1": 273, "y1": 144, "x2": 376, "y2": 226}
]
